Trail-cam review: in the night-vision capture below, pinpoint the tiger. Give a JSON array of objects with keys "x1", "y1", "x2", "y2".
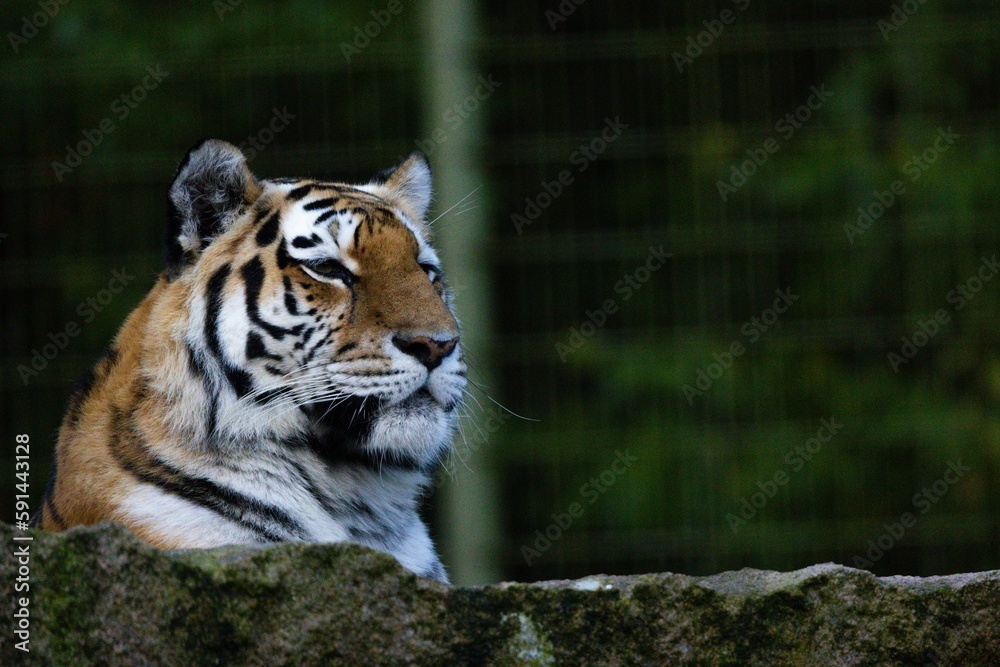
[{"x1": 30, "y1": 139, "x2": 467, "y2": 582}]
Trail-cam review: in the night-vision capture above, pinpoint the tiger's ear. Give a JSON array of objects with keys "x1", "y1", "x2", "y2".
[
  {"x1": 165, "y1": 139, "x2": 261, "y2": 276},
  {"x1": 367, "y1": 151, "x2": 432, "y2": 220}
]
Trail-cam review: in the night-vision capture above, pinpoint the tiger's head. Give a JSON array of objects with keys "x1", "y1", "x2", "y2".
[{"x1": 163, "y1": 139, "x2": 465, "y2": 470}]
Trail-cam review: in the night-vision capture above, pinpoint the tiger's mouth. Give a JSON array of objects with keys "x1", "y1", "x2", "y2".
[
  {"x1": 408, "y1": 386, "x2": 433, "y2": 402},
  {"x1": 305, "y1": 379, "x2": 449, "y2": 422},
  {"x1": 382, "y1": 383, "x2": 459, "y2": 415},
  {"x1": 398, "y1": 386, "x2": 443, "y2": 411}
]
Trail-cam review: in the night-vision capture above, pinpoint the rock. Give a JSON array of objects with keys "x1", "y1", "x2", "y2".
[{"x1": 1, "y1": 522, "x2": 997, "y2": 665}]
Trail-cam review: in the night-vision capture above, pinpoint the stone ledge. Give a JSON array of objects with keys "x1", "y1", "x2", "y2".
[{"x1": 1, "y1": 522, "x2": 997, "y2": 665}]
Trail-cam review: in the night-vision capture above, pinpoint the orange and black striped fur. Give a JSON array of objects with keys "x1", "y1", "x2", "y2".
[{"x1": 31, "y1": 140, "x2": 465, "y2": 581}]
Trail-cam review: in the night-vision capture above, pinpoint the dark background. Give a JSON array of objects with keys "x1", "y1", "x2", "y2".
[{"x1": 1, "y1": 0, "x2": 998, "y2": 586}]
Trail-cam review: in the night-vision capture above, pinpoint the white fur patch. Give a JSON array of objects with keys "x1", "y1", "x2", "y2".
[{"x1": 118, "y1": 484, "x2": 261, "y2": 547}]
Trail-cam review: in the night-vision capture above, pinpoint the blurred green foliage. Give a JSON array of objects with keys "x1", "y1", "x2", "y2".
[{"x1": 1, "y1": 0, "x2": 997, "y2": 581}]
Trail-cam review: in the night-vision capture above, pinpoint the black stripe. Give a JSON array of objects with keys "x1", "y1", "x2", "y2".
[
  {"x1": 311, "y1": 435, "x2": 423, "y2": 473},
  {"x1": 303, "y1": 197, "x2": 337, "y2": 211},
  {"x1": 205, "y1": 264, "x2": 231, "y2": 358},
  {"x1": 186, "y1": 344, "x2": 218, "y2": 436},
  {"x1": 368, "y1": 165, "x2": 396, "y2": 185},
  {"x1": 246, "y1": 331, "x2": 282, "y2": 362},
  {"x1": 311, "y1": 182, "x2": 346, "y2": 192},
  {"x1": 204, "y1": 264, "x2": 256, "y2": 400},
  {"x1": 276, "y1": 242, "x2": 291, "y2": 269},
  {"x1": 280, "y1": 455, "x2": 357, "y2": 521},
  {"x1": 45, "y1": 495, "x2": 67, "y2": 529},
  {"x1": 286, "y1": 184, "x2": 313, "y2": 200},
  {"x1": 283, "y1": 277, "x2": 300, "y2": 315},
  {"x1": 110, "y1": 407, "x2": 306, "y2": 542},
  {"x1": 65, "y1": 346, "x2": 118, "y2": 429},
  {"x1": 274, "y1": 454, "x2": 399, "y2": 550},
  {"x1": 294, "y1": 326, "x2": 315, "y2": 350},
  {"x1": 118, "y1": 456, "x2": 291, "y2": 542},
  {"x1": 27, "y1": 502, "x2": 43, "y2": 528},
  {"x1": 337, "y1": 342, "x2": 357, "y2": 355},
  {"x1": 284, "y1": 431, "x2": 424, "y2": 474},
  {"x1": 44, "y1": 451, "x2": 65, "y2": 528},
  {"x1": 314, "y1": 209, "x2": 337, "y2": 225},
  {"x1": 291, "y1": 235, "x2": 318, "y2": 249},
  {"x1": 255, "y1": 211, "x2": 281, "y2": 246},
  {"x1": 302, "y1": 329, "x2": 334, "y2": 364},
  {"x1": 241, "y1": 256, "x2": 304, "y2": 341},
  {"x1": 64, "y1": 369, "x2": 94, "y2": 430},
  {"x1": 224, "y1": 365, "x2": 254, "y2": 399}
]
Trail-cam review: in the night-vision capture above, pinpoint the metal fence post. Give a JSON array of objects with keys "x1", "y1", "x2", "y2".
[{"x1": 420, "y1": 0, "x2": 501, "y2": 585}]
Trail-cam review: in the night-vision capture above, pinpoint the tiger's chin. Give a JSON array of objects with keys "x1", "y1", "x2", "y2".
[{"x1": 364, "y1": 387, "x2": 458, "y2": 467}]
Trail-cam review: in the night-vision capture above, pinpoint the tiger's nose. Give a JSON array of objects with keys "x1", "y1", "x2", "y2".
[{"x1": 392, "y1": 335, "x2": 459, "y2": 371}]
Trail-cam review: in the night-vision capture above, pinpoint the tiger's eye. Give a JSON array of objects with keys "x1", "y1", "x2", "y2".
[{"x1": 304, "y1": 259, "x2": 356, "y2": 286}]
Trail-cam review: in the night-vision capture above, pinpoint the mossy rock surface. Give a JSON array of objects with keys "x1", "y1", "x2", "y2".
[{"x1": 1, "y1": 522, "x2": 998, "y2": 665}]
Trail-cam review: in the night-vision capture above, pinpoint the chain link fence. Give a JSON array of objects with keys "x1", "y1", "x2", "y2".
[{"x1": 1, "y1": 0, "x2": 997, "y2": 584}]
